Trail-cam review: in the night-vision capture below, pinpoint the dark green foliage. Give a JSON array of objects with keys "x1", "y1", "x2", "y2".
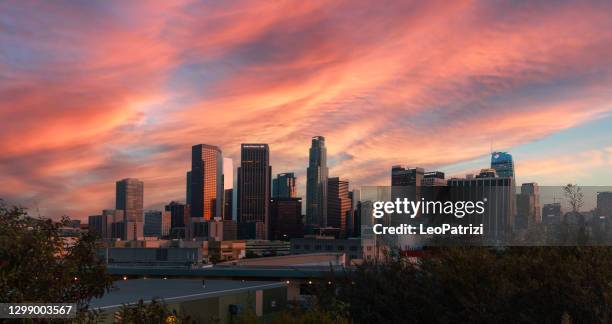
[
  {"x1": 316, "y1": 247, "x2": 612, "y2": 324},
  {"x1": 0, "y1": 200, "x2": 112, "y2": 319}
]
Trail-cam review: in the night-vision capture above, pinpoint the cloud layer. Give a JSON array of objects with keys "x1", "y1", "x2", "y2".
[{"x1": 1, "y1": 0, "x2": 612, "y2": 219}]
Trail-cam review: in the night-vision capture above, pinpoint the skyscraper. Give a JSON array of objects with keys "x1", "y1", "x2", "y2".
[
  {"x1": 186, "y1": 171, "x2": 192, "y2": 205},
  {"x1": 327, "y1": 177, "x2": 351, "y2": 238},
  {"x1": 237, "y1": 144, "x2": 271, "y2": 239},
  {"x1": 491, "y1": 152, "x2": 515, "y2": 179},
  {"x1": 190, "y1": 144, "x2": 223, "y2": 220},
  {"x1": 223, "y1": 188, "x2": 233, "y2": 220},
  {"x1": 116, "y1": 178, "x2": 144, "y2": 222},
  {"x1": 391, "y1": 166, "x2": 424, "y2": 186},
  {"x1": 422, "y1": 171, "x2": 446, "y2": 186},
  {"x1": 597, "y1": 192, "x2": 612, "y2": 217},
  {"x1": 306, "y1": 136, "x2": 328, "y2": 227},
  {"x1": 269, "y1": 197, "x2": 303, "y2": 240},
  {"x1": 273, "y1": 172, "x2": 297, "y2": 198},
  {"x1": 144, "y1": 210, "x2": 162, "y2": 237}
]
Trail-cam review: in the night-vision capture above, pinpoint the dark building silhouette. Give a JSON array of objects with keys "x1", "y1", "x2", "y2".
[
  {"x1": 223, "y1": 220, "x2": 237, "y2": 240},
  {"x1": 516, "y1": 183, "x2": 540, "y2": 230},
  {"x1": 190, "y1": 144, "x2": 223, "y2": 220},
  {"x1": 306, "y1": 136, "x2": 328, "y2": 227},
  {"x1": 237, "y1": 144, "x2": 271, "y2": 239},
  {"x1": 269, "y1": 197, "x2": 303, "y2": 240},
  {"x1": 273, "y1": 172, "x2": 297, "y2": 198},
  {"x1": 327, "y1": 177, "x2": 351, "y2": 238},
  {"x1": 448, "y1": 169, "x2": 516, "y2": 244},
  {"x1": 597, "y1": 192, "x2": 612, "y2": 216},
  {"x1": 542, "y1": 202, "x2": 562, "y2": 225},
  {"x1": 422, "y1": 171, "x2": 446, "y2": 186},
  {"x1": 391, "y1": 166, "x2": 424, "y2": 186},
  {"x1": 116, "y1": 178, "x2": 144, "y2": 222},
  {"x1": 223, "y1": 188, "x2": 233, "y2": 220},
  {"x1": 165, "y1": 201, "x2": 188, "y2": 230},
  {"x1": 186, "y1": 171, "x2": 192, "y2": 205}
]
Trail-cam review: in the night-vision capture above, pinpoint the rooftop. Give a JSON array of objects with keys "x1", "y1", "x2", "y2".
[{"x1": 90, "y1": 279, "x2": 285, "y2": 311}]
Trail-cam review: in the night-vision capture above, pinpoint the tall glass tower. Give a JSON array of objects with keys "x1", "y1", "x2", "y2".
[
  {"x1": 491, "y1": 151, "x2": 515, "y2": 179},
  {"x1": 306, "y1": 136, "x2": 328, "y2": 227}
]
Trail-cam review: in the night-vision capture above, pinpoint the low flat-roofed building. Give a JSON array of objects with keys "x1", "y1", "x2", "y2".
[
  {"x1": 99, "y1": 247, "x2": 202, "y2": 267},
  {"x1": 90, "y1": 279, "x2": 286, "y2": 323}
]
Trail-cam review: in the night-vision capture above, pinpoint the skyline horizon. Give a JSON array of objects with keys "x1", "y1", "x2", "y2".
[{"x1": 2, "y1": 1, "x2": 612, "y2": 219}]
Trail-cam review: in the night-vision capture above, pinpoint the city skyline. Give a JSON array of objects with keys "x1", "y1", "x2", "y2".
[{"x1": 2, "y1": 1, "x2": 612, "y2": 219}]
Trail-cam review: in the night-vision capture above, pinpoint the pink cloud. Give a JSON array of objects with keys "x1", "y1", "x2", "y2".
[{"x1": 1, "y1": 1, "x2": 612, "y2": 219}]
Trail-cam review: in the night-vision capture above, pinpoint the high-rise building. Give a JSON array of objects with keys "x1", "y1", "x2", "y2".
[
  {"x1": 327, "y1": 177, "x2": 351, "y2": 238},
  {"x1": 491, "y1": 152, "x2": 515, "y2": 179},
  {"x1": 88, "y1": 214, "x2": 113, "y2": 239},
  {"x1": 186, "y1": 171, "x2": 192, "y2": 205},
  {"x1": 597, "y1": 192, "x2": 612, "y2": 217},
  {"x1": 190, "y1": 144, "x2": 223, "y2": 220},
  {"x1": 269, "y1": 197, "x2": 304, "y2": 240},
  {"x1": 116, "y1": 178, "x2": 144, "y2": 222},
  {"x1": 273, "y1": 172, "x2": 297, "y2": 198},
  {"x1": 542, "y1": 203, "x2": 562, "y2": 224},
  {"x1": 165, "y1": 201, "x2": 188, "y2": 231},
  {"x1": 448, "y1": 170, "x2": 516, "y2": 244},
  {"x1": 422, "y1": 171, "x2": 446, "y2": 186},
  {"x1": 391, "y1": 166, "x2": 424, "y2": 186},
  {"x1": 306, "y1": 136, "x2": 328, "y2": 227},
  {"x1": 223, "y1": 188, "x2": 233, "y2": 220},
  {"x1": 144, "y1": 210, "x2": 163, "y2": 237},
  {"x1": 516, "y1": 182, "x2": 542, "y2": 228},
  {"x1": 237, "y1": 144, "x2": 271, "y2": 239}
]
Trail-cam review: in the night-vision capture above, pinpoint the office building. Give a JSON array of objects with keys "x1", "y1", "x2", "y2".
[
  {"x1": 190, "y1": 144, "x2": 223, "y2": 220},
  {"x1": 422, "y1": 171, "x2": 446, "y2": 186},
  {"x1": 542, "y1": 203, "x2": 562, "y2": 225},
  {"x1": 273, "y1": 172, "x2": 297, "y2": 198},
  {"x1": 88, "y1": 213, "x2": 113, "y2": 239},
  {"x1": 144, "y1": 210, "x2": 163, "y2": 237},
  {"x1": 116, "y1": 178, "x2": 144, "y2": 222},
  {"x1": 223, "y1": 220, "x2": 238, "y2": 241},
  {"x1": 391, "y1": 166, "x2": 424, "y2": 186},
  {"x1": 491, "y1": 151, "x2": 515, "y2": 179},
  {"x1": 186, "y1": 171, "x2": 192, "y2": 205},
  {"x1": 223, "y1": 188, "x2": 233, "y2": 220},
  {"x1": 269, "y1": 197, "x2": 304, "y2": 240},
  {"x1": 516, "y1": 183, "x2": 541, "y2": 228},
  {"x1": 166, "y1": 201, "x2": 188, "y2": 229},
  {"x1": 306, "y1": 136, "x2": 328, "y2": 227},
  {"x1": 327, "y1": 177, "x2": 351, "y2": 238},
  {"x1": 237, "y1": 144, "x2": 271, "y2": 239},
  {"x1": 447, "y1": 169, "x2": 515, "y2": 244},
  {"x1": 597, "y1": 192, "x2": 612, "y2": 216}
]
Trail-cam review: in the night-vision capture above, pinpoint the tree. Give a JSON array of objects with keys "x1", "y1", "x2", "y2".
[
  {"x1": 0, "y1": 200, "x2": 112, "y2": 319},
  {"x1": 114, "y1": 299, "x2": 195, "y2": 324},
  {"x1": 563, "y1": 184, "x2": 584, "y2": 213},
  {"x1": 315, "y1": 247, "x2": 612, "y2": 323}
]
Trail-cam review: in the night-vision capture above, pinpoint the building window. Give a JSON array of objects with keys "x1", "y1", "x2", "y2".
[{"x1": 337, "y1": 246, "x2": 345, "y2": 251}]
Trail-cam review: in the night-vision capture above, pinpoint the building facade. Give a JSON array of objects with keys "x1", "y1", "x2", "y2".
[
  {"x1": 116, "y1": 178, "x2": 144, "y2": 223},
  {"x1": 273, "y1": 172, "x2": 297, "y2": 198},
  {"x1": 491, "y1": 151, "x2": 515, "y2": 179},
  {"x1": 327, "y1": 177, "x2": 351, "y2": 238},
  {"x1": 237, "y1": 144, "x2": 271, "y2": 239},
  {"x1": 190, "y1": 144, "x2": 223, "y2": 220},
  {"x1": 269, "y1": 197, "x2": 304, "y2": 240},
  {"x1": 306, "y1": 136, "x2": 328, "y2": 227}
]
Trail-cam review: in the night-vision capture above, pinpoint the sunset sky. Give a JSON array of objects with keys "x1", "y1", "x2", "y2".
[{"x1": 1, "y1": 1, "x2": 612, "y2": 220}]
